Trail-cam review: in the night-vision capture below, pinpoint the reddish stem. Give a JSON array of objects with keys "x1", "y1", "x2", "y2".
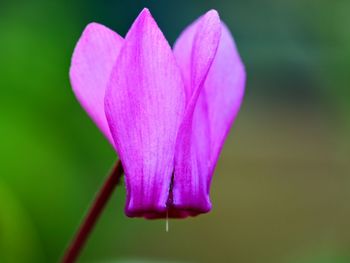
[{"x1": 61, "y1": 160, "x2": 124, "y2": 263}]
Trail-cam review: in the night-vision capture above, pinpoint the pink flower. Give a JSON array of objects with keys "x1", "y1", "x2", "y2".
[{"x1": 70, "y1": 8, "x2": 245, "y2": 219}]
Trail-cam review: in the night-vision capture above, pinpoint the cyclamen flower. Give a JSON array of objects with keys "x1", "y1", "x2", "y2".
[{"x1": 70, "y1": 8, "x2": 245, "y2": 219}]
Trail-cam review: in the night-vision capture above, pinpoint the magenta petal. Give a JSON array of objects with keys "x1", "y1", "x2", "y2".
[
  {"x1": 199, "y1": 23, "x2": 246, "y2": 170},
  {"x1": 105, "y1": 9, "x2": 185, "y2": 218},
  {"x1": 174, "y1": 10, "x2": 221, "y2": 102},
  {"x1": 173, "y1": 10, "x2": 221, "y2": 215},
  {"x1": 173, "y1": 11, "x2": 246, "y2": 215},
  {"x1": 70, "y1": 23, "x2": 123, "y2": 147}
]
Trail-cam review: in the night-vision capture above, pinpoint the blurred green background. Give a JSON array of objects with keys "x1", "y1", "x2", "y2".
[{"x1": 0, "y1": 0, "x2": 350, "y2": 262}]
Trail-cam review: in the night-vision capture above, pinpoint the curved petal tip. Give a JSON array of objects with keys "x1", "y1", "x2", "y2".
[{"x1": 70, "y1": 22, "x2": 123, "y2": 147}]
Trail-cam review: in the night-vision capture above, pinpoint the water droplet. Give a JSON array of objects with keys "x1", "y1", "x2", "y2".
[{"x1": 166, "y1": 210, "x2": 169, "y2": 232}]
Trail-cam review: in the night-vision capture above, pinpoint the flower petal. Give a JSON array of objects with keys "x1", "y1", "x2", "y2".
[
  {"x1": 174, "y1": 10, "x2": 221, "y2": 102},
  {"x1": 105, "y1": 9, "x2": 185, "y2": 218},
  {"x1": 199, "y1": 23, "x2": 246, "y2": 172},
  {"x1": 70, "y1": 23, "x2": 123, "y2": 146},
  {"x1": 173, "y1": 11, "x2": 246, "y2": 216}
]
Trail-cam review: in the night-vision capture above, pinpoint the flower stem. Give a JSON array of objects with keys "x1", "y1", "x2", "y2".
[{"x1": 61, "y1": 160, "x2": 124, "y2": 263}]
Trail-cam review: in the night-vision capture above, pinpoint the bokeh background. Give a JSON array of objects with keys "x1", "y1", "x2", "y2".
[{"x1": 1, "y1": 0, "x2": 350, "y2": 262}]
